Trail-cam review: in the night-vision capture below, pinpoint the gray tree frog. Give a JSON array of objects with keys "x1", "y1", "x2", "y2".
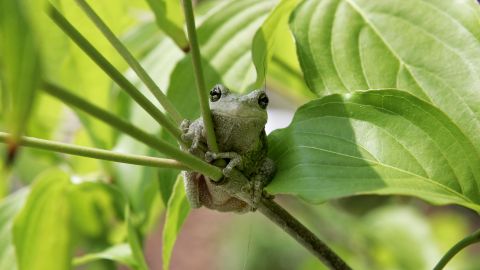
[{"x1": 181, "y1": 84, "x2": 275, "y2": 213}]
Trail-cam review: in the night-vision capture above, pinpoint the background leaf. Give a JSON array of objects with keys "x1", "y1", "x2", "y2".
[
  {"x1": 0, "y1": 189, "x2": 28, "y2": 270},
  {"x1": 162, "y1": 175, "x2": 190, "y2": 270},
  {"x1": 145, "y1": 0, "x2": 189, "y2": 51},
  {"x1": 289, "y1": 0, "x2": 480, "y2": 158},
  {"x1": 73, "y1": 244, "x2": 136, "y2": 268},
  {"x1": 267, "y1": 90, "x2": 480, "y2": 211},
  {"x1": 250, "y1": 0, "x2": 298, "y2": 89},
  {"x1": 13, "y1": 169, "x2": 74, "y2": 270},
  {"x1": 0, "y1": 0, "x2": 41, "y2": 143}
]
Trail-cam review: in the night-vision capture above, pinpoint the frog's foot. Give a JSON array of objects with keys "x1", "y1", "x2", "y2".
[
  {"x1": 240, "y1": 178, "x2": 263, "y2": 211},
  {"x1": 205, "y1": 151, "x2": 242, "y2": 177},
  {"x1": 180, "y1": 119, "x2": 191, "y2": 133}
]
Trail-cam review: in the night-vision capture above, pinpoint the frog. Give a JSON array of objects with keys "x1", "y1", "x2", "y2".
[{"x1": 180, "y1": 84, "x2": 276, "y2": 213}]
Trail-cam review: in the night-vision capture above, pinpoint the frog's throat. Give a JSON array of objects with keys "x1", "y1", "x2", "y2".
[{"x1": 212, "y1": 110, "x2": 267, "y2": 120}]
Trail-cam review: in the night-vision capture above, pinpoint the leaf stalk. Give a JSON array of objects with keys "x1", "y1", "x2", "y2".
[
  {"x1": 434, "y1": 228, "x2": 480, "y2": 270},
  {"x1": 42, "y1": 81, "x2": 223, "y2": 180},
  {"x1": 74, "y1": 0, "x2": 184, "y2": 125},
  {"x1": 181, "y1": 0, "x2": 219, "y2": 152},
  {"x1": 47, "y1": 3, "x2": 183, "y2": 143},
  {"x1": 0, "y1": 132, "x2": 188, "y2": 170}
]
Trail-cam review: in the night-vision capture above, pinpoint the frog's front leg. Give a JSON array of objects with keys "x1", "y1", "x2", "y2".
[
  {"x1": 181, "y1": 119, "x2": 205, "y2": 155},
  {"x1": 205, "y1": 151, "x2": 243, "y2": 177}
]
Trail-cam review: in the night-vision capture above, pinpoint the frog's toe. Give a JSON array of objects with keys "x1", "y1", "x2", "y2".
[
  {"x1": 180, "y1": 119, "x2": 191, "y2": 131},
  {"x1": 205, "y1": 151, "x2": 216, "y2": 162},
  {"x1": 222, "y1": 167, "x2": 233, "y2": 177}
]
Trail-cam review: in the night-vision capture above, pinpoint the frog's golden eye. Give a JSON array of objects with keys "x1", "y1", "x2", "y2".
[
  {"x1": 210, "y1": 85, "x2": 222, "y2": 102},
  {"x1": 258, "y1": 93, "x2": 269, "y2": 109}
]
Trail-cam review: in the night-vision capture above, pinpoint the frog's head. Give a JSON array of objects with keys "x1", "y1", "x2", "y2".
[{"x1": 208, "y1": 84, "x2": 268, "y2": 124}]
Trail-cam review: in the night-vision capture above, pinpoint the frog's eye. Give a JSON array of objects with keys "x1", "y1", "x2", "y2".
[
  {"x1": 258, "y1": 93, "x2": 269, "y2": 109},
  {"x1": 210, "y1": 85, "x2": 222, "y2": 102}
]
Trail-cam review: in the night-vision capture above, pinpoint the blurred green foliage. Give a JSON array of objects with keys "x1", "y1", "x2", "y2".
[{"x1": 0, "y1": 0, "x2": 479, "y2": 270}]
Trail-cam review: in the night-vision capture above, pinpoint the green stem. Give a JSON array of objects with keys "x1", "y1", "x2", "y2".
[
  {"x1": 181, "y1": 0, "x2": 219, "y2": 152},
  {"x1": 47, "y1": 3, "x2": 183, "y2": 143},
  {"x1": 74, "y1": 0, "x2": 183, "y2": 125},
  {"x1": 0, "y1": 132, "x2": 187, "y2": 170},
  {"x1": 433, "y1": 228, "x2": 480, "y2": 270},
  {"x1": 42, "y1": 81, "x2": 223, "y2": 180}
]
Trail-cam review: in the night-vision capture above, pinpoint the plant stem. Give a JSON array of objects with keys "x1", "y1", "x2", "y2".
[
  {"x1": 181, "y1": 0, "x2": 219, "y2": 152},
  {"x1": 42, "y1": 81, "x2": 223, "y2": 181},
  {"x1": 0, "y1": 132, "x2": 188, "y2": 170},
  {"x1": 433, "y1": 228, "x2": 480, "y2": 270},
  {"x1": 74, "y1": 0, "x2": 183, "y2": 125},
  {"x1": 258, "y1": 198, "x2": 352, "y2": 270},
  {"x1": 47, "y1": 3, "x2": 183, "y2": 143}
]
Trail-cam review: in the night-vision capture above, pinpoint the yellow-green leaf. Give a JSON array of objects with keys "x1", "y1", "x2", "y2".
[
  {"x1": 146, "y1": 0, "x2": 189, "y2": 51},
  {"x1": 13, "y1": 170, "x2": 73, "y2": 270},
  {"x1": 162, "y1": 175, "x2": 190, "y2": 270},
  {"x1": 0, "y1": 0, "x2": 41, "y2": 144}
]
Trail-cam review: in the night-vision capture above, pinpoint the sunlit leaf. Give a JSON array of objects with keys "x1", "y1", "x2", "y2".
[
  {"x1": 0, "y1": 0, "x2": 41, "y2": 145},
  {"x1": 290, "y1": 0, "x2": 480, "y2": 157},
  {"x1": 73, "y1": 244, "x2": 136, "y2": 268},
  {"x1": 251, "y1": 0, "x2": 298, "y2": 89},
  {"x1": 145, "y1": 0, "x2": 189, "y2": 51},
  {"x1": 162, "y1": 175, "x2": 190, "y2": 270},
  {"x1": 267, "y1": 90, "x2": 480, "y2": 211},
  {"x1": 0, "y1": 189, "x2": 28, "y2": 270},
  {"x1": 13, "y1": 169, "x2": 73, "y2": 270},
  {"x1": 126, "y1": 207, "x2": 148, "y2": 270}
]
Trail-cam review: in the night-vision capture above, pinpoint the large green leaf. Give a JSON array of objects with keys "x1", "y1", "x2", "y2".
[
  {"x1": 290, "y1": 0, "x2": 480, "y2": 158},
  {"x1": 145, "y1": 0, "x2": 188, "y2": 50},
  {"x1": 162, "y1": 175, "x2": 190, "y2": 270},
  {"x1": 267, "y1": 90, "x2": 480, "y2": 211},
  {"x1": 13, "y1": 169, "x2": 74, "y2": 270},
  {"x1": 0, "y1": 189, "x2": 28, "y2": 270},
  {"x1": 0, "y1": 0, "x2": 41, "y2": 144}
]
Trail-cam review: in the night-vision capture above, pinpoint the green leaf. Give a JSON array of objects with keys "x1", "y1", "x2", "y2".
[
  {"x1": 0, "y1": 189, "x2": 28, "y2": 270},
  {"x1": 145, "y1": 0, "x2": 189, "y2": 51},
  {"x1": 125, "y1": 207, "x2": 148, "y2": 270},
  {"x1": 290, "y1": 0, "x2": 480, "y2": 157},
  {"x1": 162, "y1": 175, "x2": 190, "y2": 270},
  {"x1": 13, "y1": 169, "x2": 74, "y2": 270},
  {"x1": 0, "y1": 0, "x2": 41, "y2": 143},
  {"x1": 73, "y1": 244, "x2": 137, "y2": 269},
  {"x1": 267, "y1": 90, "x2": 480, "y2": 211},
  {"x1": 251, "y1": 0, "x2": 298, "y2": 89}
]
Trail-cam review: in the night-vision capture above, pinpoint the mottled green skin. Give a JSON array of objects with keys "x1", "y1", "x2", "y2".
[{"x1": 181, "y1": 85, "x2": 275, "y2": 213}]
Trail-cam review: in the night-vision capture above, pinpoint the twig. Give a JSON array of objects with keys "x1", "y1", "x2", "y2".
[
  {"x1": 0, "y1": 132, "x2": 187, "y2": 170},
  {"x1": 74, "y1": 0, "x2": 184, "y2": 125},
  {"x1": 258, "y1": 199, "x2": 352, "y2": 270},
  {"x1": 181, "y1": 0, "x2": 219, "y2": 152},
  {"x1": 434, "y1": 228, "x2": 480, "y2": 270},
  {"x1": 217, "y1": 169, "x2": 352, "y2": 270}
]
